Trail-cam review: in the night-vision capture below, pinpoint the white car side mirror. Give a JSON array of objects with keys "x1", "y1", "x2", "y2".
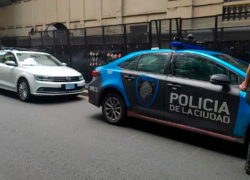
[
  {"x1": 62, "y1": 63, "x2": 67, "y2": 66},
  {"x1": 5, "y1": 61, "x2": 17, "y2": 67}
]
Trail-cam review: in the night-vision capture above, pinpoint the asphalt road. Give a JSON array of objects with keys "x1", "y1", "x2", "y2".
[{"x1": 0, "y1": 90, "x2": 249, "y2": 180}]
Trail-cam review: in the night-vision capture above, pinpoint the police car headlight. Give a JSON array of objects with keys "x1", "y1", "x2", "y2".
[
  {"x1": 79, "y1": 74, "x2": 84, "y2": 81},
  {"x1": 35, "y1": 75, "x2": 54, "y2": 82}
]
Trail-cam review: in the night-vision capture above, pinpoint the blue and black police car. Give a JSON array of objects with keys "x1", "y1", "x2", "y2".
[{"x1": 88, "y1": 35, "x2": 250, "y2": 145}]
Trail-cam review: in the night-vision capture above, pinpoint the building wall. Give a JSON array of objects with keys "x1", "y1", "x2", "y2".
[{"x1": 0, "y1": 0, "x2": 248, "y2": 36}]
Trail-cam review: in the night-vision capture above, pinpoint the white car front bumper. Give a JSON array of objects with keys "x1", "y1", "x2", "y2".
[{"x1": 30, "y1": 79, "x2": 85, "y2": 96}]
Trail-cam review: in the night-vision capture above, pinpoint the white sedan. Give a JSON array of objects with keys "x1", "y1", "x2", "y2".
[{"x1": 0, "y1": 49, "x2": 85, "y2": 102}]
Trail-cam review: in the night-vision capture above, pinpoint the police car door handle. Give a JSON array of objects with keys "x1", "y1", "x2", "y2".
[
  {"x1": 167, "y1": 83, "x2": 181, "y2": 89},
  {"x1": 124, "y1": 75, "x2": 135, "y2": 81}
]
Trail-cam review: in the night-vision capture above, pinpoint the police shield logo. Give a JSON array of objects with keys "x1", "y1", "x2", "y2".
[{"x1": 136, "y1": 75, "x2": 159, "y2": 107}]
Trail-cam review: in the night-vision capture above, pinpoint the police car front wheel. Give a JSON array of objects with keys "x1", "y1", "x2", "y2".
[{"x1": 102, "y1": 93, "x2": 126, "y2": 125}]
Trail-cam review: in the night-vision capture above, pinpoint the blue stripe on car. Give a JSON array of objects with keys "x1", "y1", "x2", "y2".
[
  {"x1": 233, "y1": 91, "x2": 250, "y2": 137},
  {"x1": 96, "y1": 66, "x2": 131, "y2": 107}
]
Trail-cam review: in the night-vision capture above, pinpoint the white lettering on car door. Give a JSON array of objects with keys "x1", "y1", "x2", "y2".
[{"x1": 169, "y1": 93, "x2": 230, "y2": 124}]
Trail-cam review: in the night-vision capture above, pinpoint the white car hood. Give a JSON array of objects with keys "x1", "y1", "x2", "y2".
[{"x1": 23, "y1": 66, "x2": 81, "y2": 77}]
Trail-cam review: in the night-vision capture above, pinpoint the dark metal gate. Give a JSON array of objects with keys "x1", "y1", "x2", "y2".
[
  {"x1": 153, "y1": 15, "x2": 250, "y2": 62},
  {"x1": 2, "y1": 13, "x2": 249, "y2": 82}
]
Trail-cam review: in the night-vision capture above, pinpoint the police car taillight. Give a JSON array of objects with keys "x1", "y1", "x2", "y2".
[{"x1": 92, "y1": 70, "x2": 101, "y2": 77}]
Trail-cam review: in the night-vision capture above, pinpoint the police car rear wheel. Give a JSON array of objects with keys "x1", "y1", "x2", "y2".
[{"x1": 102, "y1": 93, "x2": 126, "y2": 125}]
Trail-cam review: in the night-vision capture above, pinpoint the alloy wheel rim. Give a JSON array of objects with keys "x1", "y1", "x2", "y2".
[
  {"x1": 104, "y1": 97, "x2": 121, "y2": 122},
  {"x1": 19, "y1": 82, "x2": 28, "y2": 100}
]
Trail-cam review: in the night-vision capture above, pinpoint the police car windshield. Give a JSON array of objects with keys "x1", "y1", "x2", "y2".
[
  {"x1": 17, "y1": 53, "x2": 63, "y2": 66},
  {"x1": 212, "y1": 54, "x2": 248, "y2": 72}
]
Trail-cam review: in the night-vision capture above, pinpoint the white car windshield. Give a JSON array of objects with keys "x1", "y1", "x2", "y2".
[{"x1": 16, "y1": 53, "x2": 63, "y2": 66}]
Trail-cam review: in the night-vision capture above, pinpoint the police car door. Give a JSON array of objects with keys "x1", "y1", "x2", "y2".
[
  {"x1": 165, "y1": 53, "x2": 240, "y2": 136},
  {"x1": 121, "y1": 52, "x2": 170, "y2": 119}
]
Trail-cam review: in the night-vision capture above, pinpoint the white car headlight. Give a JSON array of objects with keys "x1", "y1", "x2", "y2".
[
  {"x1": 79, "y1": 75, "x2": 84, "y2": 81},
  {"x1": 35, "y1": 75, "x2": 54, "y2": 82}
]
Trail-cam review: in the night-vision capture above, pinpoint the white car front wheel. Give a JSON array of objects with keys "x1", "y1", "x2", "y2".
[{"x1": 18, "y1": 79, "x2": 32, "y2": 102}]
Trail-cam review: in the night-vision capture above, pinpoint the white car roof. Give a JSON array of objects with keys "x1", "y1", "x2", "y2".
[
  {"x1": 0, "y1": 50, "x2": 49, "y2": 55},
  {"x1": 13, "y1": 51, "x2": 49, "y2": 55}
]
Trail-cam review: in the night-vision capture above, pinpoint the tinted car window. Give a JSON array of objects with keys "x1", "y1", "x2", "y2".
[
  {"x1": 173, "y1": 55, "x2": 210, "y2": 81},
  {"x1": 240, "y1": 75, "x2": 245, "y2": 84},
  {"x1": 213, "y1": 54, "x2": 248, "y2": 72},
  {"x1": 0, "y1": 54, "x2": 5, "y2": 63},
  {"x1": 173, "y1": 54, "x2": 226, "y2": 81},
  {"x1": 4, "y1": 54, "x2": 16, "y2": 63},
  {"x1": 206, "y1": 60, "x2": 227, "y2": 76},
  {"x1": 137, "y1": 54, "x2": 167, "y2": 74},
  {"x1": 229, "y1": 71, "x2": 239, "y2": 85},
  {"x1": 119, "y1": 56, "x2": 139, "y2": 70}
]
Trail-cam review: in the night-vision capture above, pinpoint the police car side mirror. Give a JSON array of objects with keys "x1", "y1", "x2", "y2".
[{"x1": 210, "y1": 74, "x2": 230, "y2": 90}]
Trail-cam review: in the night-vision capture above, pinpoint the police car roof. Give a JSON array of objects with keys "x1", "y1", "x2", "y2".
[
  {"x1": 112, "y1": 49, "x2": 222, "y2": 65},
  {"x1": 175, "y1": 49, "x2": 222, "y2": 55},
  {"x1": 127, "y1": 49, "x2": 222, "y2": 55},
  {"x1": 130, "y1": 49, "x2": 172, "y2": 55}
]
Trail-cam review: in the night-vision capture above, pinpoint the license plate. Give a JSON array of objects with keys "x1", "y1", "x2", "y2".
[{"x1": 65, "y1": 84, "x2": 75, "y2": 90}]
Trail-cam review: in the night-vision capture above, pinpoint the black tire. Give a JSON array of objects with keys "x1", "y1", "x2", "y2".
[
  {"x1": 102, "y1": 93, "x2": 126, "y2": 125},
  {"x1": 18, "y1": 79, "x2": 32, "y2": 102},
  {"x1": 244, "y1": 136, "x2": 250, "y2": 156}
]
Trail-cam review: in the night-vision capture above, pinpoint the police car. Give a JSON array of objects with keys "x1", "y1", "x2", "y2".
[{"x1": 88, "y1": 36, "x2": 250, "y2": 144}]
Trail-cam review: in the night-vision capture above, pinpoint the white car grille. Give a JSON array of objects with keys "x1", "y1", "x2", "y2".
[{"x1": 53, "y1": 76, "x2": 80, "y2": 82}]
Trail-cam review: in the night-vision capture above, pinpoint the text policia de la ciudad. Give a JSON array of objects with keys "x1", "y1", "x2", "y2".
[{"x1": 170, "y1": 93, "x2": 230, "y2": 124}]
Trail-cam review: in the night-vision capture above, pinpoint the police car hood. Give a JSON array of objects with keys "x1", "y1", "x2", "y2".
[{"x1": 22, "y1": 66, "x2": 81, "y2": 76}]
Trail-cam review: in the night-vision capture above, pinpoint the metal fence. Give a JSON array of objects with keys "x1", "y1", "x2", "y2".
[
  {"x1": 26, "y1": 22, "x2": 151, "y2": 82},
  {"x1": 152, "y1": 13, "x2": 250, "y2": 62},
  {"x1": 1, "y1": 13, "x2": 250, "y2": 82}
]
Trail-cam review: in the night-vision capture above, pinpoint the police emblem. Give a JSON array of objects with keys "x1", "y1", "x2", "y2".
[{"x1": 136, "y1": 75, "x2": 159, "y2": 107}]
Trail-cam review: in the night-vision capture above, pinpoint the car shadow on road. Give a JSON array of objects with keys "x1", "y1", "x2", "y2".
[
  {"x1": 90, "y1": 113, "x2": 247, "y2": 159},
  {"x1": 0, "y1": 89, "x2": 19, "y2": 99},
  {"x1": 0, "y1": 89, "x2": 84, "y2": 104},
  {"x1": 31, "y1": 96, "x2": 84, "y2": 105}
]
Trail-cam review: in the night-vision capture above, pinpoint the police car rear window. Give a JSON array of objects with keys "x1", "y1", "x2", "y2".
[
  {"x1": 118, "y1": 56, "x2": 139, "y2": 70},
  {"x1": 212, "y1": 54, "x2": 248, "y2": 72}
]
